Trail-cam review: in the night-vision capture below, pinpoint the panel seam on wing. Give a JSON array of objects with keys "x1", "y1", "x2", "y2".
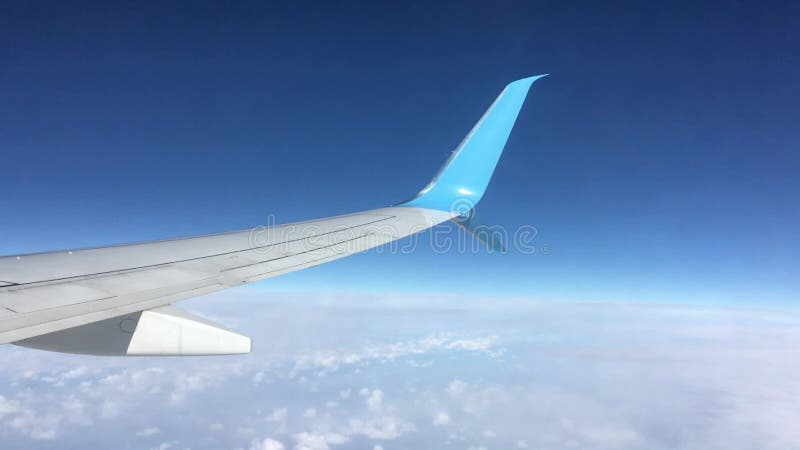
[{"x1": 1, "y1": 215, "x2": 398, "y2": 289}]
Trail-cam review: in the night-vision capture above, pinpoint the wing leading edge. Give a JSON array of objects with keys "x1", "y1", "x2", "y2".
[{"x1": 0, "y1": 75, "x2": 546, "y2": 355}]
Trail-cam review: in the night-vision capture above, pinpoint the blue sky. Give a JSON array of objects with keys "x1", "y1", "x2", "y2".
[{"x1": 2, "y1": 1, "x2": 799, "y2": 306}]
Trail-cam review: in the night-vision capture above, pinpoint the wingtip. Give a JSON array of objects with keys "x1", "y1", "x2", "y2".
[
  {"x1": 508, "y1": 74, "x2": 549, "y2": 88},
  {"x1": 400, "y1": 74, "x2": 545, "y2": 211}
]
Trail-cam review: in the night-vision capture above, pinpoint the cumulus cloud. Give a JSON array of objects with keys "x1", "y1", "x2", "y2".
[
  {"x1": 10, "y1": 410, "x2": 61, "y2": 440},
  {"x1": 348, "y1": 415, "x2": 413, "y2": 440},
  {"x1": 267, "y1": 408, "x2": 289, "y2": 422},
  {"x1": 251, "y1": 437, "x2": 286, "y2": 450},
  {"x1": 361, "y1": 388, "x2": 383, "y2": 412},
  {"x1": 253, "y1": 372, "x2": 266, "y2": 385},
  {"x1": 265, "y1": 407, "x2": 289, "y2": 434},
  {"x1": 136, "y1": 427, "x2": 160, "y2": 437},
  {"x1": 292, "y1": 431, "x2": 348, "y2": 450},
  {"x1": 291, "y1": 334, "x2": 503, "y2": 375},
  {"x1": 61, "y1": 395, "x2": 92, "y2": 426},
  {"x1": 433, "y1": 411, "x2": 451, "y2": 426},
  {"x1": 446, "y1": 379, "x2": 468, "y2": 398},
  {"x1": 151, "y1": 440, "x2": 179, "y2": 450},
  {"x1": 0, "y1": 395, "x2": 20, "y2": 418}
]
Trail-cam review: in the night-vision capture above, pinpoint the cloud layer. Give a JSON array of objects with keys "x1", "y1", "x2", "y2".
[{"x1": 0, "y1": 291, "x2": 798, "y2": 450}]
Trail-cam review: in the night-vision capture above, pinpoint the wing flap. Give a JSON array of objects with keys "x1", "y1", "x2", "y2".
[{"x1": 15, "y1": 304, "x2": 251, "y2": 356}]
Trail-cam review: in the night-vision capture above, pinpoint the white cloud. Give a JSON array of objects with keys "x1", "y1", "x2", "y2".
[
  {"x1": 446, "y1": 380, "x2": 468, "y2": 398},
  {"x1": 348, "y1": 415, "x2": 414, "y2": 440},
  {"x1": 362, "y1": 389, "x2": 383, "y2": 412},
  {"x1": 136, "y1": 427, "x2": 161, "y2": 437},
  {"x1": 580, "y1": 425, "x2": 641, "y2": 448},
  {"x1": 266, "y1": 407, "x2": 289, "y2": 433},
  {"x1": 251, "y1": 437, "x2": 286, "y2": 450},
  {"x1": 303, "y1": 408, "x2": 317, "y2": 419},
  {"x1": 433, "y1": 411, "x2": 451, "y2": 426},
  {"x1": 168, "y1": 372, "x2": 219, "y2": 404},
  {"x1": 293, "y1": 431, "x2": 348, "y2": 450},
  {"x1": 253, "y1": 372, "x2": 266, "y2": 385},
  {"x1": 0, "y1": 395, "x2": 20, "y2": 418},
  {"x1": 267, "y1": 407, "x2": 288, "y2": 422},
  {"x1": 10, "y1": 409, "x2": 62, "y2": 440},
  {"x1": 62, "y1": 396, "x2": 92, "y2": 426},
  {"x1": 151, "y1": 440, "x2": 179, "y2": 450},
  {"x1": 292, "y1": 335, "x2": 503, "y2": 375},
  {"x1": 49, "y1": 367, "x2": 89, "y2": 386}
]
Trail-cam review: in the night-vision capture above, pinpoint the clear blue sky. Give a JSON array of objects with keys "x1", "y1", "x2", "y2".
[{"x1": 1, "y1": 1, "x2": 798, "y2": 306}]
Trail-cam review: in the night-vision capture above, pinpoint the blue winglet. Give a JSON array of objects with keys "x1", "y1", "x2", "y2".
[{"x1": 400, "y1": 74, "x2": 547, "y2": 212}]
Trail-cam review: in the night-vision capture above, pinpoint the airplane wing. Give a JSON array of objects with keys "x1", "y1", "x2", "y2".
[{"x1": 0, "y1": 75, "x2": 547, "y2": 356}]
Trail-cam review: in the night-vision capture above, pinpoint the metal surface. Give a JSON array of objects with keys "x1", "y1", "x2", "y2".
[
  {"x1": 15, "y1": 305, "x2": 252, "y2": 356},
  {"x1": 0, "y1": 207, "x2": 452, "y2": 344}
]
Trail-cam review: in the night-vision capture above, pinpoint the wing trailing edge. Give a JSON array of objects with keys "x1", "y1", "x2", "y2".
[{"x1": 14, "y1": 305, "x2": 251, "y2": 356}]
